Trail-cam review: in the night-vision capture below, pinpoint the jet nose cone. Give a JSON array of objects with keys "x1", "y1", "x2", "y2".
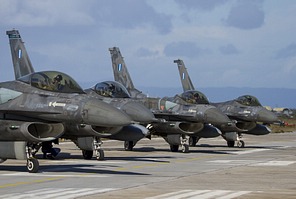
[
  {"x1": 84, "y1": 99, "x2": 132, "y2": 126},
  {"x1": 205, "y1": 107, "x2": 232, "y2": 125},
  {"x1": 257, "y1": 108, "x2": 279, "y2": 123},
  {"x1": 121, "y1": 101, "x2": 155, "y2": 123}
]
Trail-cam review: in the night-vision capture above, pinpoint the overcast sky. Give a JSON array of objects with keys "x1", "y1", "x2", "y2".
[{"x1": 0, "y1": 0, "x2": 295, "y2": 90}]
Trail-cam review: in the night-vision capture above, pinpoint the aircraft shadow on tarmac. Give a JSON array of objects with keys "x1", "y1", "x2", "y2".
[
  {"x1": 187, "y1": 144, "x2": 286, "y2": 154},
  {"x1": 1, "y1": 144, "x2": 286, "y2": 173},
  {"x1": 0, "y1": 163, "x2": 150, "y2": 175},
  {"x1": 114, "y1": 144, "x2": 286, "y2": 155},
  {"x1": 37, "y1": 152, "x2": 174, "y2": 163}
]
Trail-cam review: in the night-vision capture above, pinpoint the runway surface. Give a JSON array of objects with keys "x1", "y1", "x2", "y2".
[{"x1": 0, "y1": 132, "x2": 295, "y2": 199}]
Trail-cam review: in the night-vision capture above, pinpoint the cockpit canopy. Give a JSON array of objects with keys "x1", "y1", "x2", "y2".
[
  {"x1": 236, "y1": 95, "x2": 262, "y2": 106},
  {"x1": 18, "y1": 71, "x2": 84, "y2": 93},
  {"x1": 180, "y1": 90, "x2": 209, "y2": 104},
  {"x1": 92, "y1": 81, "x2": 131, "y2": 98}
]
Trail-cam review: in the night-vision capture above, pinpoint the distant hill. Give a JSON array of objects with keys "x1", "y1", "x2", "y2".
[{"x1": 138, "y1": 87, "x2": 296, "y2": 109}]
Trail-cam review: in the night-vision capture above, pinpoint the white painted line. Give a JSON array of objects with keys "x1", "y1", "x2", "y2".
[
  {"x1": 208, "y1": 160, "x2": 296, "y2": 167},
  {"x1": 145, "y1": 190, "x2": 200, "y2": 199},
  {"x1": 229, "y1": 148, "x2": 271, "y2": 155},
  {"x1": 145, "y1": 190, "x2": 251, "y2": 199},
  {"x1": 251, "y1": 161, "x2": 295, "y2": 166},
  {"x1": 0, "y1": 188, "x2": 116, "y2": 199},
  {"x1": 216, "y1": 191, "x2": 252, "y2": 199},
  {"x1": 209, "y1": 160, "x2": 254, "y2": 164},
  {"x1": 180, "y1": 190, "x2": 221, "y2": 199}
]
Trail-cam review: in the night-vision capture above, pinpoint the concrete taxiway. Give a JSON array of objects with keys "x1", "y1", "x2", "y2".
[{"x1": 0, "y1": 132, "x2": 295, "y2": 199}]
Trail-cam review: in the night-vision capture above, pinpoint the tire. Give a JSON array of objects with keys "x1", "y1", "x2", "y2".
[
  {"x1": 82, "y1": 150, "x2": 93, "y2": 160},
  {"x1": 237, "y1": 140, "x2": 245, "y2": 148},
  {"x1": 96, "y1": 149, "x2": 105, "y2": 161},
  {"x1": 170, "y1": 145, "x2": 179, "y2": 152},
  {"x1": 227, "y1": 141, "x2": 235, "y2": 147},
  {"x1": 189, "y1": 137, "x2": 197, "y2": 147},
  {"x1": 27, "y1": 158, "x2": 39, "y2": 173},
  {"x1": 124, "y1": 141, "x2": 134, "y2": 151},
  {"x1": 182, "y1": 144, "x2": 189, "y2": 153}
]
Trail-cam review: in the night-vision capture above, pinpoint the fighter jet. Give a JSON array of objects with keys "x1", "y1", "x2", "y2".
[
  {"x1": 109, "y1": 47, "x2": 235, "y2": 153},
  {"x1": 174, "y1": 59, "x2": 279, "y2": 147},
  {"x1": 0, "y1": 30, "x2": 133, "y2": 173},
  {"x1": 84, "y1": 81, "x2": 156, "y2": 149},
  {"x1": 7, "y1": 29, "x2": 154, "y2": 157}
]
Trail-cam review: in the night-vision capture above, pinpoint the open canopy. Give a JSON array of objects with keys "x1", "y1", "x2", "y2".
[
  {"x1": 236, "y1": 95, "x2": 262, "y2": 106},
  {"x1": 18, "y1": 71, "x2": 84, "y2": 93},
  {"x1": 92, "y1": 81, "x2": 131, "y2": 98},
  {"x1": 180, "y1": 90, "x2": 210, "y2": 104}
]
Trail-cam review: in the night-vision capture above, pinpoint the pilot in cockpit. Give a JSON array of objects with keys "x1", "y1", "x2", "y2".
[
  {"x1": 109, "y1": 84, "x2": 115, "y2": 94},
  {"x1": 51, "y1": 74, "x2": 64, "y2": 91}
]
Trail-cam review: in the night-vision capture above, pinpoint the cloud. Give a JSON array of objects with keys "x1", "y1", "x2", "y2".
[
  {"x1": 0, "y1": 0, "x2": 172, "y2": 34},
  {"x1": 283, "y1": 58, "x2": 296, "y2": 74},
  {"x1": 164, "y1": 41, "x2": 208, "y2": 58},
  {"x1": 0, "y1": 0, "x2": 95, "y2": 26},
  {"x1": 96, "y1": 0, "x2": 173, "y2": 34},
  {"x1": 224, "y1": 1, "x2": 265, "y2": 30},
  {"x1": 135, "y1": 48, "x2": 159, "y2": 57},
  {"x1": 175, "y1": 0, "x2": 229, "y2": 11},
  {"x1": 219, "y1": 44, "x2": 239, "y2": 55},
  {"x1": 275, "y1": 43, "x2": 296, "y2": 59}
]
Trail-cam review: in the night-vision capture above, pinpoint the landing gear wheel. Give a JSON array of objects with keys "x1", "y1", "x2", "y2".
[
  {"x1": 124, "y1": 141, "x2": 134, "y2": 151},
  {"x1": 96, "y1": 149, "x2": 105, "y2": 161},
  {"x1": 237, "y1": 140, "x2": 245, "y2": 148},
  {"x1": 82, "y1": 150, "x2": 93, "y2": 160},
  {"x1": 27, "y1": 158, "x2": 39, "y2": 173},
  {"x1": 189, "y1": 137, "x2": 197, "y2": 147},
  {"x1": 227, "y1": 141, "x2": 235, "y2": 147},
  {"x1": 182, "y1": 144, "x2": 189, "y2": 153},
  {"x1": 170, "y1": 145, "x2": 179, "y2": 152}
]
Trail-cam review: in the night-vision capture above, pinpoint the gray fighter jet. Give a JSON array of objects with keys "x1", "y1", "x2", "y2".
[
  {"x1": 84, "y1": 81, "x2": 156, "y2": 149},
  {"x1": 109, "y1": 47, "x2": 235, "y2": 153},
  {"x1": 0, "y1": 30, "x2": 133, "y2": 173},
  {"x1": 174, "y1": 59, "x2": 279, "y2": 147},
  {"x1": 7, "y1": 29, "x2": 154, "y2": 156}
]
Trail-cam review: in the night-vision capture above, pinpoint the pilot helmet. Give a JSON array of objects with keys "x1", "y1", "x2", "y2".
[{"x1": 54, "y1": 74, "x2": 63, "y2": 82}]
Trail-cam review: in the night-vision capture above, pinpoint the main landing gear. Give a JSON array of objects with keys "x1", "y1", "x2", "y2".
[
  {"x1": 227, "y1": 140, "x2": 245, "y2": 148},
  {"x1": 189, "y1": 136, "x2": 200, "y2": 147},
  {"x1": 124, "y1": 141, "x2": 135, "y2": 151},
  {"x1": 226, "y1": 133, "x2": 245, "y2": 148},
  {"x1": 169, "y1": 135, "x2": 190, "y2": 153},
  {"x1": 82, "y1": 137, "x2": 104, "y2": 160}
]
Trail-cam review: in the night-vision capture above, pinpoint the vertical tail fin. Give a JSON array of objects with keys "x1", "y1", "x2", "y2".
[
  {"x1": 174, "y1": 59, "x2": 195, "y2": 92},
  {"x1": 6, "y1": 29, "x2": 35, "y2": 79},
  {"x1": 109, "y1": 47, "x2": 146, "y2": 98}
]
